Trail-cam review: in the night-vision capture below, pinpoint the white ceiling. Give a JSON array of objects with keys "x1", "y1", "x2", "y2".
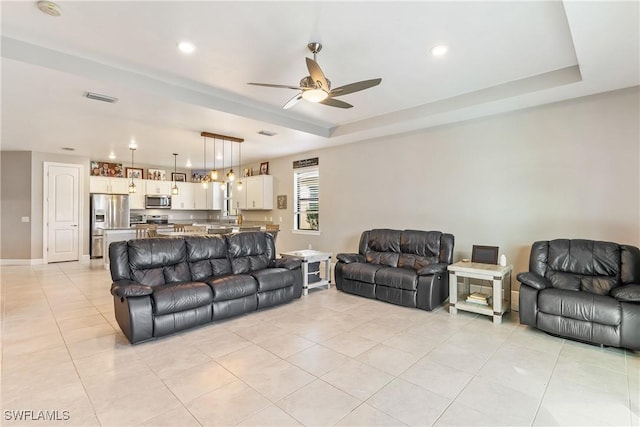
[{"x1": 1, "y1": 1, "x2": 638, "y2": 169}]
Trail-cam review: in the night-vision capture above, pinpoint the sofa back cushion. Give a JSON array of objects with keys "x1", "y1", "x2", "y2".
[
  {"x1": 185, "y1": 235, "x2": 232, "y2": 280},
  {"x1": 227, "y1": 231, "x2": 275, "y2": 274},
  {"x1": 359, "y1": 229, "x2": 454, "y2": 270},
  {"x1": 127, "y1": 238, "x2": 191, "y2": 286},
  {"x1": 531, "y1": 239, "x2": 621, "y2": 295}
]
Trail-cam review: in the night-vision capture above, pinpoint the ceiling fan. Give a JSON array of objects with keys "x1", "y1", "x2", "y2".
[{"x1": 248, "y1": 42, "x2": 382, "y2": 109}]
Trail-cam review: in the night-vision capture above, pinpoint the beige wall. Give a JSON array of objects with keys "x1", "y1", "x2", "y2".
[
  {"x1": 0, "y1": 151, "x2": 32, "y2": 260},
  {"x1": 247, "y1": 87, "x2": 640, "y2": 292}
]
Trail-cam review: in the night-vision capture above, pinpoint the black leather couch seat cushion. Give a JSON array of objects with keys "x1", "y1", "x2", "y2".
[
  {"x1": 186, "y1": 235, "x2": 232, "y2": 280},
  {"x1": 152, "y1": 282, "x2": 214, "y2": 315},
  {"x1": 251, "y1": 268, "x2": 295, "y2": 292},
  {"x1": 207, "y1": 275, "x2": 258, "y2": 302},
  {"x1": 342, "y1": 263, "x2": 383, "y2": 284},
  {"x1": 375, "y1": 267, "x2": 418, "y2": 291},
  {"x1": 539, "y1": 288, "x2": 621, "y2": 326}
]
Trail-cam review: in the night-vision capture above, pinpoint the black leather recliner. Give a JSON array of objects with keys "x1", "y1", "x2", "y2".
[
  {"x1": 518, "y1": 239, "x2": 640, "y2": 350},
  {"x1": 335, "y1": 229, "x2": 455, "y2": 310},
  {"x1": 109, "y1": 232, "x2": 302, "y2": 344}
]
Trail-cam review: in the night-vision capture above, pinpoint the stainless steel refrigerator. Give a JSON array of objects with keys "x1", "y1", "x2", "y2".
[{"x1": 90, "y1": 194, "x2": 130, "y2": 258}]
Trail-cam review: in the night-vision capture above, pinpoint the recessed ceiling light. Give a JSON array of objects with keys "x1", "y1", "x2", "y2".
[
  {"x1": 108, "y1": 152, "x2": 116, "y2": 160},
  {"x1": 430, "y1": 45, "x2": 448, "y2": 56},
  {"x1": 178, "y1": 41, "x2": 196, "y2": 54},
  {"x1": 185, "y1": 160, "x2": 192, "y2": 167},
  {"x1": 129, "y1": 139, "x2": 137, "y2": 149}
]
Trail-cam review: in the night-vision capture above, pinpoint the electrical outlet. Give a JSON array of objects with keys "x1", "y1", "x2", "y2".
[
  {"x1": 279, "y1": 217, "x2": 282, "y2": 222},
  {"x1": 21, "y1": 216, "x2": 30, "y2": 223},
  {"x1": 269, "y1": 216, "x2": 273, "y2": 221}
]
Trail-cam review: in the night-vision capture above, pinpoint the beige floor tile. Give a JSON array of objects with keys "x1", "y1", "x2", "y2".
[
  {"x1": 357, "y1": 343, "x2": 421, "y2": 376},
  {"x1": 322, "y1": 331, "x2": 378, "y2": 357},
  {"x1": 215, "y1": 343, "x2": 282, "y2": 376},
  {"x1": 66, "y1": 332, "x2": 129, "y2": 359},
  {"x1": 255, "y1": 332, "x2": 316, "y2": 358},
  {"x1": 424, "y1": 341, "x2": 492, "y2": 374},
  {"x1": 237, "y1": 404, "x2": 303, "y2": 426},
  {"x1": 322, "y1": 359, "x2": 394, "y2": 400},
  {"x1": 143, "y1": 344, "x2": 212, "y2": 379},
  {"x1": 161, "y1": 360, "x2": 238, "y2": 403},
  {"x1": 193, "y1": 330, "x2": 253, "y2": 359},
  {"x1": 276, "y1": 379, "x2": 361, "y2": 426},
  {"x1": 233, "y1": 320, "x2": 290, "y2": 343},
  {"x1": 293, "y1": 321, "x2": 346, "y2": 343},
  {"x1": 286, "y1": 344, "x2": 351, "y2": 376},
  {"x1": 382, "y1": 330, "x2": 442, "y2": 356},
  {"x1": 335, "y1": 403, "x2": 408, "y2": 426},
  {"x1": 350, "y1": 321, "x2": 400, "y2": 342},
  {"x1": 434, "y1": 400, "x2": 517, "y2": 426},
  {"x1": 400, "y1": 356, "x2": 474, "y2": 399},
  {"x1": 237, "y1": 359, "x2": 315, "y2": 402},
  {"x1": 367, "y1": 378, "x2": 451, "y2": 426},
  {"x1": 137, "y1": 405, "x2": 201, "y2": 426},
  {"x1": 187, "y1": 380, "x2": 272, "y2": 426}
]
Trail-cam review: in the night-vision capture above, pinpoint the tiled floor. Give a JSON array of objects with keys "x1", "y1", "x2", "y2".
[{"x1": 1, "y1": 261, "x2": 638, "y2": 426}]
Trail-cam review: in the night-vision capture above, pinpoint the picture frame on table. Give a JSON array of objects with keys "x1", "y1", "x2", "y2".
[
  {"x1": 126, "y1": 167, "x2": 144, "y2": 179},
  {"x1": 148, "y1": 168, "x2": 166, "y2": 181},
  {"x1": 172, "y1": 172, "x2": 187, "y2": 182},
  {"x1": 259, "y1": 162, "x2": 269, "y2": 175}
]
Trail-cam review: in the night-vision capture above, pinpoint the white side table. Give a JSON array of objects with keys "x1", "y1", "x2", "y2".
[
  {"x1": 280, "y1": 250, "x2": 331, "y2": 296},
  {"x1": 447, "y1": 261, "x2": 513, "y2": 324}
]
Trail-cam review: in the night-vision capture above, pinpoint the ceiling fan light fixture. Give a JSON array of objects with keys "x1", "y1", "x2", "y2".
[
  {"x1": 302, "y1": 89, "x2": 328, "y2": 103},
  {"x1": 178, "y1": 41, "x2": 196, "y2": 54}
]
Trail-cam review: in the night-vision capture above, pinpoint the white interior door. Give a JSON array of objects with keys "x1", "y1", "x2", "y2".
[{"x1": 46, "y1": 163, "x2": 81, "y2": 263}]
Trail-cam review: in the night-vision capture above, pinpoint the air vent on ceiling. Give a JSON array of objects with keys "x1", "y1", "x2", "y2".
[
  {"x1": 84, "y1": 91, "x2": 119, "y2": 103},
  {"x1": 258, "y1": 130, "x2": 277, "y2": 137}
]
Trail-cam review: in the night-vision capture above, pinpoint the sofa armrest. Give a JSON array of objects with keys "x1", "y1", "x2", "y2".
[
  {"x1": 110, "y1": 280, "x2": 153, "y2": 298},
  {"x1": 272, "y1": 258, "x2": 302, "y2": 270},
  {"x1": 337, "y1": 253, "x2": 365, "y2": 264},
  {"x1": 611, "y1": 284, "x2": 640, "y2": 302},
  {"x1": 416, "y1": 263, "x2": 448, "y2": 276},
  {"x1": 517, "y1": 272, "x2": 551, "y2": 291}
]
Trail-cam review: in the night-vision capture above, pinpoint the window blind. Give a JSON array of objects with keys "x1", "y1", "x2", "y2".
[{"x1": 294, "y1": 168, "x2": 319, "y2": 231}]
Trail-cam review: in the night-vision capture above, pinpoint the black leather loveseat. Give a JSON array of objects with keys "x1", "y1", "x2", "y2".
[
  {"x1": 518, "y1": 239, "x2": 640, "y2": 350},
  {"x1": 335, "y1": 229, "x2": 454, "y2": 310},
  {"x1": 109, "y1": 232, "x2": 302, "y2": 344}
]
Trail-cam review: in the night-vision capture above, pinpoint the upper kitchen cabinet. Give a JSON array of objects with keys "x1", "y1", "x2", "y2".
[
  {"x1": 243, "y1": 175, "x2": 273, "y2": 210},
  {"x1": 89, "y1": 176, "x2": 129, "y2": 194},
  {"x1": 171, "y1": 182, "x2": 195, "y2": 210},
  {"x1": 145, "y1": 180, "x2": 173, "y2": 195},
  {"x1": 129, "y1": 178, "x2": 145, "y2": 209}
]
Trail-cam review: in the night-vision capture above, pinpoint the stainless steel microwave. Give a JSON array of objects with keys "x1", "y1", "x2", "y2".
[{"x1": 145, "y1": 195, "x2": 171, "y2": 209}]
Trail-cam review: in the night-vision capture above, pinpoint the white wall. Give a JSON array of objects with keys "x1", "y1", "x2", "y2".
[{"x1": 256, "y1": 87, "x2": 639, "y2": 294}]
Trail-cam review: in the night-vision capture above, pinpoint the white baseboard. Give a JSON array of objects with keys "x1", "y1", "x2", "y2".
[{"x1": 0, "y1": 259, "x2": 45, "y2": 266}]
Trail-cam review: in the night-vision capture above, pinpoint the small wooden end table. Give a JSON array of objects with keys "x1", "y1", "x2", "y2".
[
  {"x1": 280, "y1": 249, "x2": 331, "y2": 296},
  {"x1": 447, "y1": 261, "x2": 513, "y2": 324}
]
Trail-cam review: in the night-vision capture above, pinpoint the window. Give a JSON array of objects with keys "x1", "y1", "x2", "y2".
[{"x1": 294, "y1": 167, "x2": 319, "y2": 231}]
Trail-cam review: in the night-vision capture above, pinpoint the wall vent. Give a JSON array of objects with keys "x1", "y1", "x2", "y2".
[
  {"x1": 84, "y1": 91, "x2": 119, "y2": 103},
  {"x1": 258, "y1": 130, "x2": 277, "y2": 136}
]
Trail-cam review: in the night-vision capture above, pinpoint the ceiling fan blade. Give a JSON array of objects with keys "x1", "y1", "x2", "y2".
[
  {"x1": 305, "y1": 57, "x2": 329, "y2": 91},
  {"x1": 283, "y1": 93, "x2": 303, "y2": 109},
  {"x1": 247, "y1": 82, "x2": 304, "y2": 90},
  {"x1": 319, "y1": 98, "x2": 353, "y2": 109},
  {"x1": 329, "y1": 78, "x2": 382, "y2": 97}
]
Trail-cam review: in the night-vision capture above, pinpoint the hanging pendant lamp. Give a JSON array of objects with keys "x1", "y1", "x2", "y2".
[
  {"x1": 237, "y1": 140, "x2": 243, "y2": 191},
  {"x1": 128, "y1": 147, "x2": 137, "y2": 193},
  {"x1": 171, "y1": 153, "x2": 179, "y2": 195},
  {"x1": 210, "y1": 137, "x2": 218, "y2": 181},
  {"x1": 201, "y1": 136, "x2": 208, "y2": 189},
  {"x1": 227, "y1": 138, "x2": 235, "y2": 182},
  {"x1": 219, "y1": 138, "x2": 225, "y2": 190}
]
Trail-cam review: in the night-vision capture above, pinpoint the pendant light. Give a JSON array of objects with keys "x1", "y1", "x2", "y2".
[
  {"x1": 209, "y1": 137, "x2": 218, "y2": 181},
  {"x1": 219, "y1": 138, "x2": 225, "y2": 190},
  {"x1": 236, "y1": 140, "x2": 243, "y2": 191},
  {"x1": 171, "y1": 153, "x2": 179, "y2": 195},
  {"x1": 201, "y1": 136, "x2": 208, "y2": 189},
  {"x1": 226, "y1": 138, "x2": 235, "y2": 182},
  {"x1": 128, "y1": 147, "x2": 136, "y2": 193}
]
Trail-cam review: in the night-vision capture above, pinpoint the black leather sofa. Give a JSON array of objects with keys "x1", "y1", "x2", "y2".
[
  {"x1": 335, "y1": 229, "x2": 454, "y2": 310},
  {"x1": 109, "y1": 232, "x2": 302, "y2": 344},
  {"x1": 518, "y1": 239, "x2": 640, "y2": 350}
]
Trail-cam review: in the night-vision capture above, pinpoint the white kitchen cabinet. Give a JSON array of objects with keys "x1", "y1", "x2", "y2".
[
  {"x1": 193, "y1": 183, "x2": 208, "y2": 210},
  {"x1": 145, "y1": 180, "x2": 173, "y2": 195},
  {"x1": 171, "y1": 182, "x2": 194, "y2": 210},
  {"x1": 129, "y1": 178, "x2": 145, "y2": 209},
  {"x1": 244, "y1": 175, "x2": 273, "y2": 210},
  {"x1": 229, "y1": 182, "x2": 246, "y2": 212},
  {"x1": 90, "y1": 176, "x2": 129, "y2": 194}
]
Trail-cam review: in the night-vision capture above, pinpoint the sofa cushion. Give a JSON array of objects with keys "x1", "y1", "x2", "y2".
[
  {"x1": 398, "y1": 230, "x2": 441, "y2": 269},
  {"x1": 251, "y1": 268, "x2": 295, "y2": 292},
  {"x1": 342, "y1": 262, "x2": 383, "y2": 284},
  {"x1": 227, "y1": 232, "x2": 274, "y2": 274},
  {"x1": 547, "y1": 271, "x2": 619, "y2": 295},
  {"x1": 375, "y1": 267, "x2": 418, "y2": 291},
  {"x1": 128, "y1": 238, "x2": 191, "y2": 286},
  {"x1": 152, "y1": 282, "x2": 214, "y2": 315},
  {"x1": 538, "y1": 288, "x2": 621, "y2": 326},
  {"x1": 185, "y1": 235, "x2": 232, "y2": 280},
  {"x1": 207, "y1": 275, "x2": 258, "y2": 302},
  {"x1": 364, "y1": 229, "x2": 401, "y2": 267}
]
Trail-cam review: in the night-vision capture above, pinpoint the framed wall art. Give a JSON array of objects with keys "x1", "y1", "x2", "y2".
[
  {"x1": 148, "y1": 169, "x2": 166, "y2": 181},
  {"x1": 172, "y1": 172, "x2": 187, "y2": 182},
  {"x1": 126, "y1": 167, "x2": 144, "y2": 179},
  {"x1": 91, "y1": 161, "x2": 124, "y2": 177},
  {"x1": 259, "y1": 162, "x2": 269, "y2": 175}
]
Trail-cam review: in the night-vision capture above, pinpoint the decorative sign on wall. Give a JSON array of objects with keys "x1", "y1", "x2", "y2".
[
  {"x1": 293, "y1": 157, "x2": 319, "y2": 169},
  {"x1": 277, "y1": 195, "x2": 287, "y2": 209}
]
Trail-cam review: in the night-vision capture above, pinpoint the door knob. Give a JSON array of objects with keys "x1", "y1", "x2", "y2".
[{"x1": 70, "y1": 224, "x2": 78, "y2": 227}]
